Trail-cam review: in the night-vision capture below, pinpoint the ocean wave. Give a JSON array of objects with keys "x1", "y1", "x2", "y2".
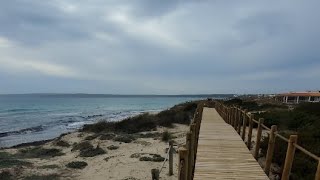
[
  {"x1": 1, "y1": 108, "x2": 41, "y2": 113},
  {"x1": 67, "y1": 121, "x2": 94, "y2": 129},
  {"x1": 0, "y1": 125, "x2": 44, "y2": 138}
]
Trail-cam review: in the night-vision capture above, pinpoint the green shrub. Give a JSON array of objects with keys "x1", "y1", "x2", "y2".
[
  {"x1": 18, "y1": 147, "x2": 64, "y2": 158},
  {"x1": 224, "y1": 98, "x2": 242, "y2": 106},
  {"x1": 23, "y1": 174, "x2": 59, "y2": 180},
  {"x1": 82, "y1": 101, "x2": 199, "y2": 134},
  {"x1": 115, "y1": 114, "x2": 157, "y2": 133},
  {"x1": 0, "y1": 151, "x2": 32, "y2": 168},
  {"x1": 183, "y1": 102, "x2": 198, "y2": 112},
  {"x1": 0, "y1": 171, "x2": 13, "y2": 180},
  {"x1": 71, "y1": 141, "x2": 93, "y2": 152},
  {"x1": 79, "y1": 146, "x2": 106, "y2": 157},
  {"x1": 99, "y1": 133, "x2": 116, "y2": 140},
  {"x1": 84, "y1": 134, "x2": 99, "y2": 140},
  {"x1": 139, "y1": 156, "x2": 153, "y2": 161},
  {"x1": 139, "y1": 154, "x2": 165, "y2": 162},
  {"x1": 0, "y1": 159, "x2": 32, "y2": 168},
  {"x1": 161, "y1": 131, "x2": 172, "y2": 142},
  {"x1": 66, "y1": 161, "x2": 88, "y2": 169},
  {"x1": 114, "y1": 135, "x2": 135, "y2": 143},
  {"x1": 107, "y1": 145, "x2": 119, "y2": 150},
  {"x1": 55, "y1": 140, "x2": 70, "y2": 147},
  {"x1": 82, "y1": 121, "x2": 115, "y2": 133},
  {"x1": 38, "y1": 164, "x2": 60, "y2": 169},
  {"x1": 295, "y1": 103, "x2": 320, "y2": 117}
]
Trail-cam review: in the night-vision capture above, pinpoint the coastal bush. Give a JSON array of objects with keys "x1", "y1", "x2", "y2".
[
  {"x1": 224, "y1": 98, "x2": 287, "y2": 112},
  {"x1": 23, "y1": 174, "x2": 59, "y2": 180},
  {"x1": 104, "y1": 155, "x2": 117, "y2": 162},
  {"x1": 0, "y1": 171, "x2": 13, "y2": 180},
  {"x1": 115, "y1": 114, "x2": 157, "y2": 133},
  {"x1": 71, "y1": 141, "x2": 93, "y2": 152},
  {"x1": 161, "y1": 131, "x2": 172, "y2": 142},
  {"x1": 0, "y1": 159, "x2": 32, "y2": 168},
  {"x1": 84, "y1": 134, "x2": 99, "y2": 140},
  {"x1": 114, "y1": 135, "x2": 135, "y2": 143},
  {"x1": 38, "y1": 164, "x2": 60, "y2": 169},
  {"x1": 66, "y1": 161, "x2": 88, "y2": 169},
  {"x1": 256, "y1": 102, "x2": 320, "y2": 180},
  {"x1": 156, "y1": 102, "x2": 196, "y2": 126},
  {"x1": 99, "y1": 133, "x2": 116, "y2": 140},
  {"x1": 82, "y1": 101, "x2": 199, "y2": 134},
  {"x1": 295, "y1": 102, "x2": 320, "y2": 117},
  {"x1": 107, "y1": 145, "x2": 119, "y2": 150},
  {"x1": 18, "y1": 147, "x2": 64, "y2": 158},
  {"x1": 82, "y1": 121, "x2": 115, "y2": 133},
  {"x1": 139, "y1": 156, "x2": 153, "y2": 161},
  {"x1": 139, "y1": 154, "x2": 165, "y2": 162},
  {"x1": 137, "y1": 132, "x2": 162, "y2": 138},
  {"x1": 54, "y1": 140, "x2": 70, "y2": 147},
  {"x1": 224, "y1": 98, "x2": 242, "y2": 106},
  {"x1": 0, "y1": 151, "x2": 32, "y2": 168},
  {"x1": 79, "y1": 145, "x2": 106, "y2": 157},
  {"x1": 254, "y1": 110, "x2": 290, "y2": 129},
  {"x1": 122, "y1": 177, "x2": 140, "y2": 180}
]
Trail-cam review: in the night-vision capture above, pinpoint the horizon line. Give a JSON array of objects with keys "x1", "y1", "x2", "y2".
[{"x1": 0, "y1": 93, "x2": 274, "y2": 96}]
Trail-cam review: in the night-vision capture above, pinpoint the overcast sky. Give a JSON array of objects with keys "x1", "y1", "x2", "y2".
[{"x1": 0, "y1": 0, "x2": 319, "y2": 94}]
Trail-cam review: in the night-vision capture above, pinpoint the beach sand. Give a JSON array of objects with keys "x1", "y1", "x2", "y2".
[{"x1": 0, "y1": 124, "x2": 188, "y2": 180}]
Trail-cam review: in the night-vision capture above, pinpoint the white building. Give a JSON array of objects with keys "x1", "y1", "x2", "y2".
[{"x1": 276, "y1": 92, "x2": 320, "y2": 104}]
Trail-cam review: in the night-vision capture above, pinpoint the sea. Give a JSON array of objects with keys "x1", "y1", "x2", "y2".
[{"x1": 0, "y1": 94, "x2": 232, "y2": 148}]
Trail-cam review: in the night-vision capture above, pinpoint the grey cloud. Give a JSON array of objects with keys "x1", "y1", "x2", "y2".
[{"x1": 0, "y1": 0, "x2": 319, "y2": 94}]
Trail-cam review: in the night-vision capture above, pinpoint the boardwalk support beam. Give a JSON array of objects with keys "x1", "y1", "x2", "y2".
[
  {"x1": 169, "y1": 140, "x2": 174, "y2": 176},
  {"x1": 264, "y1": 125, "x2": 277, "y2": 176},
  {"x1": 254, "y1": 118, "x2": 264, "y2": 159},
  {"x1": 247, "y1": 114, "x2": 254, "y2": 149},
  {"x1": 282, "y1": 135, "x2": 298, "y2": 180},
  {"x1": 237, "y1": 108, "x2": 242, "y2": 134},
  {"x1": 178, "y1": 147, "x2": 188, "y2": 180},
  {"x1": 151, "y1": 169, "x2": 159, "y2": 180},
  {"x1": 242, "y1": 109, "x2": 248, "y2": 140},
  {"x1": 316, "y1": 160, "x2": 320, "y2": 180}
]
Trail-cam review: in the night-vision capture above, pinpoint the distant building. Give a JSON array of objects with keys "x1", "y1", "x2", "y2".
[{"x1": 276, "y1": 91, "x2": 320, "y2": 104}]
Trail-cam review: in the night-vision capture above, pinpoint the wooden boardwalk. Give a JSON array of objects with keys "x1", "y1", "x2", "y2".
[{"x1": 193, "y1": 108, "x2": 269, "y2": 180}]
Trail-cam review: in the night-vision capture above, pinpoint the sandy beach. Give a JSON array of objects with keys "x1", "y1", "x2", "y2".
[{"x1": 0, "y1": 123, "x2": 188, "y2": 180}]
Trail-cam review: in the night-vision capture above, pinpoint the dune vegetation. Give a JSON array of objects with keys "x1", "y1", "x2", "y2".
[{"x1": 224, "y1": 98, "x2": 320, "y2": 180}]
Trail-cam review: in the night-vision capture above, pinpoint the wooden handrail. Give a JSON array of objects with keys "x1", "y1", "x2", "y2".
[
  {"x1": 178, "y1": 102, "x2": 206, "y2": 180},
  {"x1": 215, "y1": 101, "x2": 320, "y2": 180}
]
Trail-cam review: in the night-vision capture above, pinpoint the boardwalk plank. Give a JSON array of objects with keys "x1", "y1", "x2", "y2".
[{"x1": 193, "y1": 108, "x2": 269, "y2": 180}]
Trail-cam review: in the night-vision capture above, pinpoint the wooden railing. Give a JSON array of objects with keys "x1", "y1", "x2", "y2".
[
  {"x1": 178, "y1": 101, "x2": 209, "y2": 180},
  {"x1": 215, "y1": 101, "x2": 320, "y2": 180}
]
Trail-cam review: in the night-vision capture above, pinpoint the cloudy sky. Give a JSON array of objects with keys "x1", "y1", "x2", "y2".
[{"x1": 0, "y1": 0, "x2": 319, "y2": 94}]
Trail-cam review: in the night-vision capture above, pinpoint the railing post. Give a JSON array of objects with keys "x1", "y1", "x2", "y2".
[
  {"x1": 151, "y1": 169, "x2": 159, "y2": 180},
  {"x1": 247, "y1": 114, "x2": 254, "y2": 149},
  {"x1": 242, "y1": 109, "x2": 248, "y2": 141},
  {"x1": 228, "y1": 108, "x2": 231, "y2": 124},
  {"x1": 235, "y1": 107, "x2": 238, "y2": 131},
  {"x1": 264, "y1": 125, "x2": 277, "y2": 176},
  {"x1": 315, "y1": 160, "x2": 320, "y2": 180},
  {"x1": 188, "y1": 124, "x2": 196, "y2": 179},
  {"x1": 231, "y1": 107, "x2": 235, "y2": 128},
  {"x1": 282, "y1": 135, "x2": 298, "y2": 180},
  {"x1": 227, "y1": 107, "x2": 230, "y2": 124},
  {"x1": 237, "y1": 108, "x2": 242, "y2": 134},
  {"x1": 178, "y1": 147, "x2": 188, "y2": 180},
  {"x1": 254, "y1": 118, "x2": 264, "y2": 159},
  {"x1": 169, "y1": 140, "x2": 174, "y2": 176},
  {"x1": 186, "y1": 132, "x2": 191, "y2": 180}
]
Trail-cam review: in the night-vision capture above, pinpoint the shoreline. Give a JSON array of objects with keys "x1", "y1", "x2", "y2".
[
  {"x1": 0, "y1": 110, "x2": 163, "y2": 149},
  {"x1": 0, "y1": 101, "x2": 198, "y2": 179},
  {"x1": 0, "y1": 124, "x2": 189, "y2": 179}
]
